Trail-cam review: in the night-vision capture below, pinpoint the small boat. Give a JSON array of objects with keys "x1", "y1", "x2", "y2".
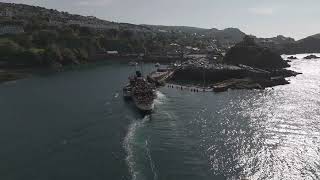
[
  {"x1": 128, "y1": 61, "x2": 138, "y2": 66},
  {"x1": 155, "y1": 63, "x2": 160, "y2": 67}
]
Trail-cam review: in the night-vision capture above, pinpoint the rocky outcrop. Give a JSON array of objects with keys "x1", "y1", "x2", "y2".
[
  {"x1": 211, "y1": 76, "x2": 293, "y2": 92},
  {"x1": 171, "y1": 64, "x2": 248, "y2": 84},
  {"x1": 287, "y1": 56, "x2": 297, "y2": 60},
  {"x1": 167, "y1": 37, "x2": 301, "y2": 92},
  {"x1": 0, "y1": 69, "x2": 31, "y2": 83},
  {"x1": 170, "y1": 63, "x2": 300, "y2": 92},
  {"x1": 281, "y1": 35, "x2": 320, "y2": 54},
  {"x1": 224, "y1": 36, "x2": 290, "y2": 69},
  {"x1": 303, "y1": 55, "x2": 320, "y2": 59}
]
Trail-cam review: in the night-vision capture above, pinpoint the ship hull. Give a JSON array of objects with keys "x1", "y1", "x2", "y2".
[
  {"x1": 123, "y1": 91, "x2": 131, "y2": 99},
  {"x1": 132, "y1": 97, "x2": 154, "y2": 112}
]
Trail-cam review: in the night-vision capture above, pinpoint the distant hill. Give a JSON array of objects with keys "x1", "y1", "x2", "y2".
[
  {"x1": 1, "y1": 1, "x2": 320, "y2": 69},
  {"x1": 224, "y1": 36, "x2": 289, "y2": 69},
  {"x1": 206, "y1": 28, "x2": 246, "y2": 45},
  {"x1": 0, "y1": 2, "x2": 155, "y2": 32},
  {"x1": 250, "y1": 34, "x2": 320, "y2": 54},
  {"x1": 0, "y1": 2, "x2": 247, "y2": 49},
  {"x1": 142, "y1": 25, "x2": 246, "y2": 45},
  {"x1": 141, "y1": 25, "x2": 209, "y2": 34},
  {"x1": 280, "y1": 34, "x2": 320, "y2": 54},
  {"x1": 310, "y1": 34, "x2": 320, "y2": 39}
]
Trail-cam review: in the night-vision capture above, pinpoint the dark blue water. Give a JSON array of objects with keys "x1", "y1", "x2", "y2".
[{"x1": 1, "y1": 55, "x2": 320, "y2": 180}]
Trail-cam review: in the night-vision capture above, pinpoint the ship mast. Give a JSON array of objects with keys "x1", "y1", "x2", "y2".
[{"x1": 139, "y1": 55, "x2": 144, "y2": 76}]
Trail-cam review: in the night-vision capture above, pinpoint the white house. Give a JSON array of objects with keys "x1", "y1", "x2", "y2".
[
  {"x1": 106, "y1": 51, "x2": 119, "y2": 55},
  {"x1": 0, "y1": 8, "x2": 13, "y2": 17},
  {"x1": 0, "y1": 25, "x2": 24, "y2": 35}
]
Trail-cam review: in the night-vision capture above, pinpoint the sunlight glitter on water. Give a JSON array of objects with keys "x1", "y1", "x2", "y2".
[
  {"x1": 238, "y1": 55, "x2": 320, "y2": 179},
  {"x1": 122, "y1": 55, "x2": 320, "y2": 180}
]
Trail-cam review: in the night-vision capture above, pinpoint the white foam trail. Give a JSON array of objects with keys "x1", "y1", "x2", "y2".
[
  {"x1": 124, "y1": 115, "x2": 150, "y2": 180},
  {"x1": 154, "y1": 91, "x2": 166, "y2": 105},
  {"x1": 145, "y1": 140, "x2": 158, "y2": 180},
  {"x1": 156, "y1": 91, "x2": 165, "y2": 99}
]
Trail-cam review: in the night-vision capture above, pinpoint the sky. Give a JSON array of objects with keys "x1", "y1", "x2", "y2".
[{"x1": 2, "y1": 0, "x2": 320, "y2": 40}]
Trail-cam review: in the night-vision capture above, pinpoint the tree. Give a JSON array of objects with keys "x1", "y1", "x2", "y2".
[
  {"x1": 120, "y1": 30, "x2": 133, "y2": 40},
  {"x1": 77, "y1": 48, "x2": 89, "y2": 61},
  {"x1": 0, "y1": 40, "x2": 22, "y2": 57},
  {"x1": 106, "y1": 29, "x2": 119, "y2": 39},
  {"x1": 61, "y1": 48, "x2": 78, "y2": 65},
  {"x1": 78, "y1": 26, "x2": 96, "y2": 36},
  {"x1": 14, "y1": 34, "x2": 33, "y2": 49},
  {"x1": 43, "y1": 46, "x2": 63, "y2": 65},
  {"x1": 32, "y1": 30, "x2": 58, "y2": 47}
]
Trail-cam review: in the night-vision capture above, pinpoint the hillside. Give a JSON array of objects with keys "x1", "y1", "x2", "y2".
[
  {"x1": 310, "y1": 34, "x2": 320, "y2": 39},
  {"x1": 1, "y1": 1, "x2": 320, "y2": 71},
  {"x1": 280, "y1": 34, "x2": 320, "y2": 54},
  {"x1": 0, "y1": 2, "x2": 250, "y2": 69},
  {"x1": 0, "y1": 2, "x2": 246, "y2": 44},
  {"x1": 224, "y1": 36, "x2": 290, "y2": 69},
  {"x1": 142, "y1": 25, "x2": 246, "y2": 45}
]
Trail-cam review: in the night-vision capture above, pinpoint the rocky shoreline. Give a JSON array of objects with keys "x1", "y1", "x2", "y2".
[
  {"x1": 168, "y1": 62, "x2": 300, "y2": 92},
  {"x1": 0, "y1": 69, "x2": 32, "y2": 83},
  {"x1": 164, "y1": 36, "x2": 302, "y2": 92}
]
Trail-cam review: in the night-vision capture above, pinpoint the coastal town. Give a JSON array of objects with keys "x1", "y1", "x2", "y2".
[
  {"x1": 0, "y1": 2, "x2": 312, "y2": 65},
  {"x1": 0, "y1": 2, "x2": 317, "y2": 87},
  {"x1": 118, "y1": 33, "x2": 304, "y2": 112},
  {"x1": 3, "y1": 1, "x2": 320, "y2": 180}
]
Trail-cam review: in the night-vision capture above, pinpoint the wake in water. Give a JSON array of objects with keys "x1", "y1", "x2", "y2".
[
  {"x1": 145, "y1": 140, "x2": 158, "y2": 180},
  {"x1": 124, "y1": 115, "x2": 158, "y2": 180},
  {"x1": 123, "y1": 116, "x2": 147, "y2": 180},
  {"x1": 154, "y1": 91, "x2": 167, "y2": 105}
]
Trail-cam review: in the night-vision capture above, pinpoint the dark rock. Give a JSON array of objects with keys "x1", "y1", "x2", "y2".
[
  {"x1": 171, "y1": 64, "x2": 247, "y2": 84},
  {"x1": 0, "y1": 70, "x2": 30, "y2": 83},
  {"x1": 168, "y1": 60, "x2": 301, "y2": 92},
  {"x1": 303, "y1": 55, "x2": 320, "y2": 59},
  {"x1": 287, "y1": 56, "x2": 298, "y2": 60},
  {"x1": 281, "y1": 35, "x2": 320, "y2": 54},
  {"x1": 167, "y1": 36, "x2": 302, "y2": 92},
  {"x1": 224, "y1": 36, "x2": 290, "y2": 69},
  {"x1": 259, "y1": 77, "x2": 289, "y2": 88},
  {"x1": 269, "y1": 69, "x2": 301, "y2": 78}
]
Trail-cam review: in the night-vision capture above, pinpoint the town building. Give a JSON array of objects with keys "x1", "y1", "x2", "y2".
[
  {"x1": 0, "y1": 25, "x2": 24, "y2": 35},
  {"x1": 106, "y1": 51, "x2": 119, "y2": 55},
  {"x1": 0, "y1": 8, "x2": 13, "y2": 17}
]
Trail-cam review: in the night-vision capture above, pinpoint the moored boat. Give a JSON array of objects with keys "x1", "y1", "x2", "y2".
[{"x1": 128, "y1": 61, "x2": 138, "y2": 66}]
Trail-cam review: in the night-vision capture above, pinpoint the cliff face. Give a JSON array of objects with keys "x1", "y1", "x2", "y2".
[{"x1": 224, "y1": 36, "x2": 289, "y2": 69}]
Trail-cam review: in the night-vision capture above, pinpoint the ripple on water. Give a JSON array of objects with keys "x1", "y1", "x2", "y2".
[
  {"x1": 124, "y1": 115, "x2": 160, "y2": 180},
  {"x1": 124, "y1": 116, "x2": 147, "y2": 180},
  {"x1": 124, "y1": 56, "x2": 320, "y2": 180}
]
